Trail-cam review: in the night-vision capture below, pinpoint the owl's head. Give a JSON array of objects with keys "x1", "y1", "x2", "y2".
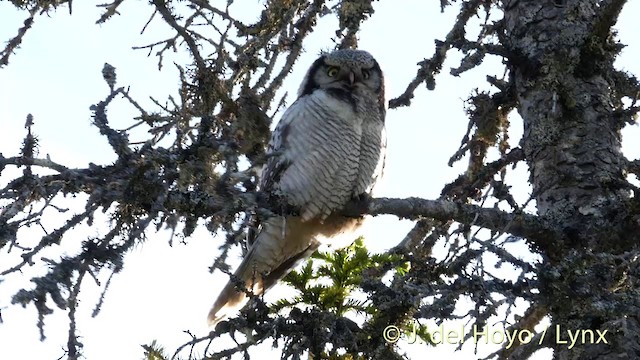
[{"x1": 298, "y1": 49, "x2": 385, "y2": 110}]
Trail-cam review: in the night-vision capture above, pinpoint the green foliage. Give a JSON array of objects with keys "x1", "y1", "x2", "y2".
[
  {"x1": 271, "y1": 238, "x2": 410, "y2": 318},
  {"x1": 404, "y1": 321, "x2": 433, "y2": 346},
  {"x1": 141, "y1": 340, "x2": 170, "y2": 360}
]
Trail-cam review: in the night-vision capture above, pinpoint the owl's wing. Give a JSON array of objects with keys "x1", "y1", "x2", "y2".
[
  {"x1": 246, "y1": 109, "x2": 290, "y2": 247},
  {"x1": 260, "y1": 109, "x2": 291, "y2": 194}
]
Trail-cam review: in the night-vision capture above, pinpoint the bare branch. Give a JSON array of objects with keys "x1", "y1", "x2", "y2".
[
  {"x1": 0, "y1": 7, "x2": 37, "y2": 67},
  {"x1": 0, "y1": 154, "x2": 69, "y2": 173},
  {"x1": 96, "y1": 0, "x2": 126, "y2": 24},
  {"x1": 343, "y1": 197, "x2": 556, "y2": 244},
  {"x1": 389, "y1": 0, "x2": 487, "y2": 108},
  {"x1": 152, "y1": 0, "x2": 206, "y2": 71}
]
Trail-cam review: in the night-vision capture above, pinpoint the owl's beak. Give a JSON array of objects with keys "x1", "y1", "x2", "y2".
[{"x1": 339, "y1": 70, "x2": 360, "y2": 86}]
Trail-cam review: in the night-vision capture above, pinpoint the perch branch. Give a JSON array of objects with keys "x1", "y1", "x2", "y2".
[{"x1": 342, "y1": 197, "x2": 555, "y2": 245}]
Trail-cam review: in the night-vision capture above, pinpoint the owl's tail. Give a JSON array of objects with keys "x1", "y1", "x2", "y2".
[
  {"x1": 207, "y1": 244, "x2": 263, "y2": 326},
  {"x1": 207, "y1": 217, "x2": 319, "y2": 326}
]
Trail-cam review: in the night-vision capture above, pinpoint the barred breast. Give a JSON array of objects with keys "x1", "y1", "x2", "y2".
[{"x1": 276, "y1": 91, "x2": 365, "y2": 221}]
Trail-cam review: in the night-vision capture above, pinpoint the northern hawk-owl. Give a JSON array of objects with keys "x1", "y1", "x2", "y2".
[{"x1": 208, "y1": 49, "x2": 386, "y2": 325}]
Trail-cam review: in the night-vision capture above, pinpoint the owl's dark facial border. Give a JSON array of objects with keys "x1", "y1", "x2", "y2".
[
  {"x1": 299, "y1": 56, "x2": 328, "y2": 97},
  {"x1": 370, "y1": 61, "x2": 386, "y2": 116}
]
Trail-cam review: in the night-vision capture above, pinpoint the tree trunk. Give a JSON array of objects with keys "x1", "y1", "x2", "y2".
[{"x1": 504, "y1": 0, "x2": 640, "y2": 358}]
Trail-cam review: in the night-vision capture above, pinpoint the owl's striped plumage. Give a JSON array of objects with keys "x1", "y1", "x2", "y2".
[{"x1": 208, "y1": 49, "x2": 386, "y2": 325}]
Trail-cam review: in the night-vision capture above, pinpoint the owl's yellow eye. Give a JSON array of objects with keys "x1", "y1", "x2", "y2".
[
  {"x1": 327, "y1": 67, "x2": 339, "y2": 77},
  {"x1": 362, "y1": 69, "x2": 370, "y2": 79}
]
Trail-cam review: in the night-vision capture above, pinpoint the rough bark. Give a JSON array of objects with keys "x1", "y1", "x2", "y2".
[{"x1": 504, "y1": 0, "x2": 640, "y2": 359}]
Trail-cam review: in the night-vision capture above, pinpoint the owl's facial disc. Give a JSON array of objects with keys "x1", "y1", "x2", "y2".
[{"x1": 297, "y1": 49, "x2": 383, "y2": 99}]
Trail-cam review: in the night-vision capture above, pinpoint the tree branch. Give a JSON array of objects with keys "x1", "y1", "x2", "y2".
[
  {"x1": 152, "y1": 0, "x2": 206, "y2": 71},
  {"x1": 0, "y1": 6, "x2": 37, "y2": 67},
  {"x1": 343, "y1": 197, "x2": 555, "y2": 245},
  {"x1": 388, "y1": 0, "x2": 487, "y2": 108},
  {"x1": 0, "y1": 154, "x2": 69, "y2": 173}
]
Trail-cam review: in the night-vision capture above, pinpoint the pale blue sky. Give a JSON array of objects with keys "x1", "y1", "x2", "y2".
[{"x1": 1, "y1": 1, "x2": 639, "y2": 359}]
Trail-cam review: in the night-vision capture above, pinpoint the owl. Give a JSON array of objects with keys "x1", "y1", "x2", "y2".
[{"x1": 208, "y1": 49, "x2": 387, "y2": 325}]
